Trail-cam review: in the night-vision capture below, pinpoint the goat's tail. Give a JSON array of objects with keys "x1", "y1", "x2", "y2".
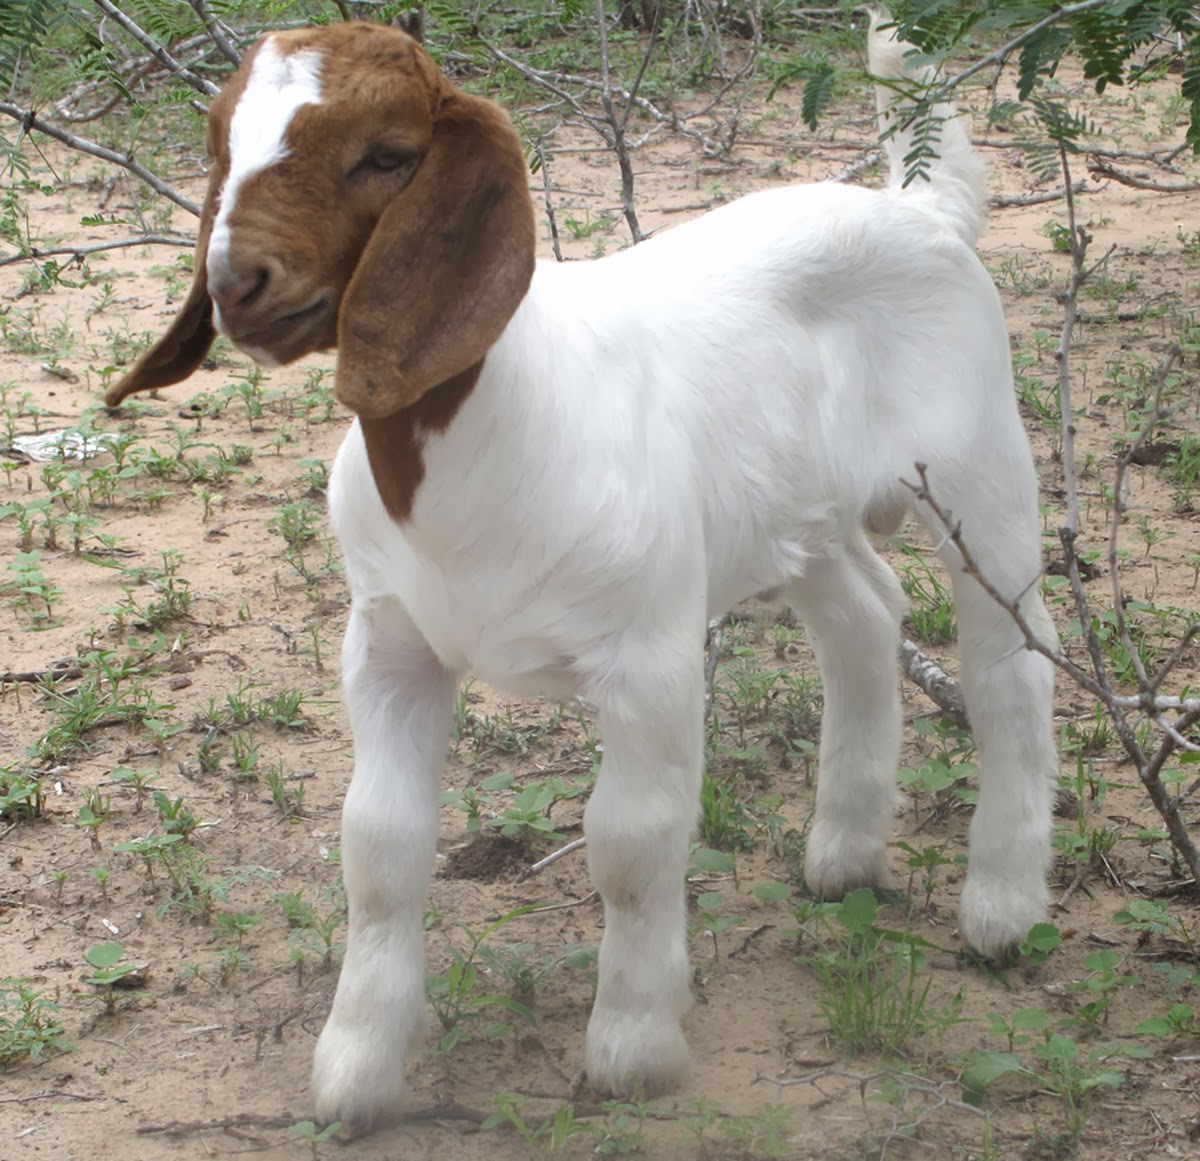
[{"x1": 867, "y1": 9, "x2": 985, "y2": 248}]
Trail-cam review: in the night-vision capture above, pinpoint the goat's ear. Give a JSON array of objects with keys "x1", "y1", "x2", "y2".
[
  {"x1": 335, "y1": 88, "x2": 536, "y2": 419},
  {"x1": 103, "y1": 172, "x2": 220, "y2": 408}
]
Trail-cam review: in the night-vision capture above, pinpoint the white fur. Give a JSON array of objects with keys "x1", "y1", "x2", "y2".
[{"x1": 245, "y1": 22, "x2": 1058, "y2": 1133}]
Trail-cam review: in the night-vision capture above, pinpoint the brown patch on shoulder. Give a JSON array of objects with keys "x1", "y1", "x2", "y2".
[{"x1": 358, "y1": 360, "x2": 481, "y2": 523}]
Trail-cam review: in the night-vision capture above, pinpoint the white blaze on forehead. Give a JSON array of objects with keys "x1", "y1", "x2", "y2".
[{"x1": 207, "y1": 38, "x2": 324, "y2": 289}]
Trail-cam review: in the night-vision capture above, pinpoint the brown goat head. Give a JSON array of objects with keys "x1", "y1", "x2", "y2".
[{"x1": 104, "y1": 23, "x2": 536, "y2": 420}]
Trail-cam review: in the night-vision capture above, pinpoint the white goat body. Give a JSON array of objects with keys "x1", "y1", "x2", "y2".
[{"x1": 106, "y1": 16, "x2": 1058, "y2": 1135}]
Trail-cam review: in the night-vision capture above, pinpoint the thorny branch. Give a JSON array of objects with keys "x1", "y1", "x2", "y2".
[
  {"x1": 91, "y1": 0, "x2": 220, "y2": 97},
  {"x1": 185, "y1": 0, "x2": 242, "y2": 68},
  {"x1": 0, "y1": 235, "x2": 194, "y2": 269},
  {"x1": 0, "y1": 99, "x2": 200, "y2": 216}
]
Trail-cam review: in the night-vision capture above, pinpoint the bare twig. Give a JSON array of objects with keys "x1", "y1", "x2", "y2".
[
  {"x1": 486, "y1": 47, "x2": 727, "y2": 154},
  {"x1": 0, "y1": 1090, "x2": 104, "y2": 1105},
  {"x1": 898, "y1": 640, "x2": 969, "y2": 729},
  {"x1": 596, "y1": 0, "x2": 655, "y2": 242},
  {"x1": 704, "y1": 614, "x2": 728, "y2": 723},
  {"x1": 520, "y1": 837, "x2": 587, "y2": 878},
  {"x1": 1088, "y1": 158, "x2": 1200, "y2": 193},
  {"x1": 0, "y1": 235, "x2": 194, "y2": 269},
  {"x1": 536, "y1": 140, "x2": 564, "y2": 262},
  {"x1": 990, "y1": 180, "x2": 1089, "y2": 208},
  {"x1": 0, "y1": 100, "x2": 200, "y2": 216},
  {"x1": 832, "y1": 150, "x2": 882, "y2": 183},
  {"x1": 91, "y1": 0, "x2": 220, "y2": 97},
  {"x1": 186, "y1": 0, "x2": 242, "y2": 68}
]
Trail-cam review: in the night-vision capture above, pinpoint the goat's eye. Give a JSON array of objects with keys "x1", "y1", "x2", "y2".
[{"x1": 350, "y1": 149, "x2": 415, "y2": 179}]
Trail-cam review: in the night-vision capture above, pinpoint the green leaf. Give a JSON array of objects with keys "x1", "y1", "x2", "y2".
[
  {"x1": 1012, "y1": 1007, "x2": 1052, "y2": 1031},
  {"x1": 961, "y1": 1051, "x2": 1026, "y2": 1103},
  {"x1": 690, "y1": 848, "x2": 736, "y2": 874},
  {"x1": 752, "y1": 881, "x2": 791, "y2": 902},
  {"x1": 85, "y1": 942, "x2": 123, "y2": 970},
  {"x1": 836, "y1": 887, "x2": 878, "y2": 933}
]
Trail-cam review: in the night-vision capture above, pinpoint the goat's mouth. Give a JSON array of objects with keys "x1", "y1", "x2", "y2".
[{"x1": 220, "y1": 294, "x2": 333, "y2": 362}]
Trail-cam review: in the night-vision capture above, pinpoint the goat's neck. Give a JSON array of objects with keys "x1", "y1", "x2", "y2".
[{"x1": 357, "y1": 360, "x2": 482, "y2": 523}]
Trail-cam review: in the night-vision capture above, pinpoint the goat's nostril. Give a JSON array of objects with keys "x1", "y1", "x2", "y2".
[{"x1": 210, "y1": 268, "x2": 268, "y2": 313}]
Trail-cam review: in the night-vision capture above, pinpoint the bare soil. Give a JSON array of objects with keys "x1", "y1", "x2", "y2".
[{"x1": 2, "y1": 48, "x2": 1199, "y2": 1161}]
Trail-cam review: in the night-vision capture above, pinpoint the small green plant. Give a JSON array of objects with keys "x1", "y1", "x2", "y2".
[
  {"x1": 481, "y1": 1093, "x2": 597, "y2": 1150},
  {"x1": 897, "y1": 718, "x2": 977, "y2": 819},
  {"x1": 84, "y1": 942, "x2": 141, "y2": 1015},
  {"x1": 154, "y1": 789, "x2": 199, "y2": 838},
  {"x1": 0, "y1": 769, "x2": 44, "y2": 819},
  {"x1": 1041, "y1": 219, "x2": 1072, "y2": 253},
  {"x1": 275, "y1": 884, "x2": 347, "y2": 974},
  {"x1": 288, "y1": 1119, "x2": 341, "y2": 1157},
  {"x1": 109, "y1": 766, "x2": 160, "y2": 813},
  {"x1": 266, "y1": 763, "x2": 305, "y2": 818},
  {"x1": 1064, "y1": 949, "x2": 1136, "y2": 1037},
  {"x1": 0, "y1": 979, "x2": 73, "y2": 1068},
  {"x1": 896, "y1": 840, "x2": 960, "y2": 912},
  {"x1": 963, "y1": 1022, "x2": 1150, "y2": 1144},
  {"x1": 215, "y1": 910, "x2": 262, "y2": 950},
  {"x1": 898, "y1": 545, "x2": 956, "y2": 644},
  {"x1": 75, "y1": 787, "x2": 110, "y2": 851},
  {"x1": 425, "y1": 908, "x2": 543, "y2": 1052},
  {"x1": 1018, "y1": 921, "x2": 1062, "y2": 967},
  {"x1": 798, "y1": 888, "x2": 956, "y2": 1056},
  {"x1": 4, "y1": 549, "x2": 61, "y2": 625},
  {"x1": 697, "y1": 769, "x2": 755, "y2": 852}
]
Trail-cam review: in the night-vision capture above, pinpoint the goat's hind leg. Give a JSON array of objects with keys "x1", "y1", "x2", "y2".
[
  {"x1": 311, "y1": 597, "x2": 456, "y2": 1133},
  {"x1": 917, "y1": 461, "x2": 1058, "y2": 958},
  {"x1": 789, "y1": 536, "x2": 906, "y2": 898}
]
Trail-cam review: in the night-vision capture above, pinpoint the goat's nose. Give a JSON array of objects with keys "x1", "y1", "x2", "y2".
[{"x1": 209, "y1": 267, "x2": 267, "y2": 314}]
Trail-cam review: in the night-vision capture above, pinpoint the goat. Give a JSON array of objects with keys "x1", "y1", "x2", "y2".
[{"x1": 105, "y1": 14, "x2": 1058, "y2": 1133}]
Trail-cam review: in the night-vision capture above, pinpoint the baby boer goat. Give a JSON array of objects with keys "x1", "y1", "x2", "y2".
[{"x1": 106, "y1": 16, "x2": 1058, "y2": 1133}]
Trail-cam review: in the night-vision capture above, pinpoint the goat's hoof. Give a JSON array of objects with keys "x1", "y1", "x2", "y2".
[
  {"x1": 803, "y1": 821, "x2": 890, "y2": 899},
  {"x1": 585, "y1": 1010, "x2": 690, "y2": 1098},
  {"x1": 959, "y1": 873, "x2": 1048, "y2": 961},
  {"x1": 311, "y1": 1025, "x2": 407, "y2": 1138}
]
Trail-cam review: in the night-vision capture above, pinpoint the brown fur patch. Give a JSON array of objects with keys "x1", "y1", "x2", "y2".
[{"x1": 359, "y1": 361, "x2": 482, "y2": 523}]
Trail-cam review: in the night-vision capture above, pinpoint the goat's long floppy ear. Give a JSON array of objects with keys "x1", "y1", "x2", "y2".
[
  {"x1": 335, "y1": 88, "x2": 536, "y2": 419},
  {"x1": 103, "y1": 170, "x2": 221, "y2": 408}
]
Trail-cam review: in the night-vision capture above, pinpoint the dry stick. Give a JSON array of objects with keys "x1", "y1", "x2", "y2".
[
  {"x1": 486, "y1": 47, "x2": 725, "y2": 155},
  {"x1": 0, "y1": 235, "x2": 194, "y2": 269},
  {"x1": 521, "y1": 837, "x2": 587, "y2": 878},
  {"x1": 897, "y1": 640, "x2": 968, "y2": 729},
  {"x1": 186, "y1": 0, "x2": 242, "y2": 68},
  {"x1": 990, "y1": 179, "x2": 1089, "y2": 209},
  {"x1": 596, "y1": 0, "x2": 656, "y2": 243},
  {"x1": 91, "y1": 0, "x2": 219, "y2": 97},
  {"x1": 910, "y1": 459, "x2": 1200, "y2": 885},
  {"x1": 0, "y1": 100, "x2": 200, "y2": 217},
  {"x1": 536, "y1": 140, "x2": 564, "y2": 262},
  {"x1": 1088, "y1": 158, "x2": 1200, "y2": 193},
  {"x1": 703, "y1": 614, "x2": 727, "y2": 723}
]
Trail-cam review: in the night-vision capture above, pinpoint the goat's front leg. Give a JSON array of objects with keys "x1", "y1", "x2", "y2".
[
  {"x1": 584, "y1": 633, "x2": 703, "y2": 1096},
  {"x1": 311, "y1": 597, "x2": 455, "y2": 1133}
]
